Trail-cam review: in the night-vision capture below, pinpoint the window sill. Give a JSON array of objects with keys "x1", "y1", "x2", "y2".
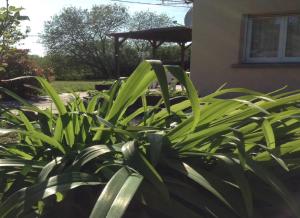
[{"x1": 232, "y1": 63, "x2": 300, "y2": 69}]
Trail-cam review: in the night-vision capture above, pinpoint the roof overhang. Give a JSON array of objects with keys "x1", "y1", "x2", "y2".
[{"x1": 109, "y1": 26, "x2": 192, "y2": 43}]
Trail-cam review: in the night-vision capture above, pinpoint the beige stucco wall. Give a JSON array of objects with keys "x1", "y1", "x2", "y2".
[{"x1": 191, "y1": 0, "x2": 300, "y2": 95}]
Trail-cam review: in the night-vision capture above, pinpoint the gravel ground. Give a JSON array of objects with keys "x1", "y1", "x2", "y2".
[{"x1": 1, "y1": 92, "x2": 89, "y2": 112}]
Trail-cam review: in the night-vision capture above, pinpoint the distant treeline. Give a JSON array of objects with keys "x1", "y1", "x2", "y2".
[{"x1": 31, "y1": 45, "x2": 190, "y2": 81}]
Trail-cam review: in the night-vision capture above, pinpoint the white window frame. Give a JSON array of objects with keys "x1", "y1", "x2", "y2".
[{"x1": 244, "y1": 15, "x2": 300, "y2": 63}]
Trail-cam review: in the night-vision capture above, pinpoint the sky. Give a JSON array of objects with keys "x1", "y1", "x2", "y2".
[{"x1": 1, "y1": 0, "x2": 190, "y2": 56}]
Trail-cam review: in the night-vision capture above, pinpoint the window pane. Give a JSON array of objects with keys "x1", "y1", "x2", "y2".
[
  {"x1": 249, "y1": 17, "x2": 281, "y2": 58},
  {"x1": 286, "y1": 15, "x2": 300, "y2": 57}
]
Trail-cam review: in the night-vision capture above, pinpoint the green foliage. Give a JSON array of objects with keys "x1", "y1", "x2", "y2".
[
  {"x1": 0, "y1": 61, "x2": 300, "y2": 217},
  {"x1": 42, "y1": 4, "x2": 129, "y2": 79},
  {"x1": 0, "y1": 1, "x2": 29, "y2": 52},
  {"x1": 43, "y1": 54, "x2": 95, "y2": 80},
  {"x1": 0, "y1": 1, "x2": 29, "y2": 71},
  {"x1": 42, "y1": 5, "x2": 180, "y2": 80},
  {"x1": 1, "y1": 49, "x2": 54, "y2": 80},
  {"x1": 128, "y1": 10, "x2": 176, "y2": 31},
  {"x1": 44, "y1": 44, "x2": 140, "y2": 80}
]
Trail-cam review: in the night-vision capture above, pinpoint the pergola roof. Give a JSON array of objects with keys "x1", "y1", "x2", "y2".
[{"x1": 109, "y1": 26, "x2": 192, "y2": 43}]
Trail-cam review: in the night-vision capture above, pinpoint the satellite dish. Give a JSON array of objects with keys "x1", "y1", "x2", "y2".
[{"x1": 184, "y1": 7, "x2": 193, "y2": 28}]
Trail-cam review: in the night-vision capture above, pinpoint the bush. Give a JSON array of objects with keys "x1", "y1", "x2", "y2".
[
  {"x1": 0, "y1": 61, "x2": 300, "y2": 217},
  {"x1": 44, "y1": 46, "x2": 139, "y2": 81},
  {"x1": 0, "y1": 49, "x2": 54, "y2": 99},
  {"x1": 0, "y1": 49, "x2": 54, "y2": 80}
]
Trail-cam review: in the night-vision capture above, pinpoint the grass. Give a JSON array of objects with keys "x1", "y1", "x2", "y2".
[{"x1": 51, "y1": 80, "x2": 114, "y2": 93}]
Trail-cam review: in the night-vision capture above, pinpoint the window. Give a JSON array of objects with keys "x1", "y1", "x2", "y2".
[{"x1": 244, "y1": 14, "x2": 300, "y2": 63}]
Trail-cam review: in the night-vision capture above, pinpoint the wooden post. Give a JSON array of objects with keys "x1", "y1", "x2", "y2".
[
  {"x1": 150, "y1": 40, "x2": 164, "y2": 59},
  {"x1": 114, "y1": 36, "x2": 120, "y2": 78},
  {"x1": 151, "y1": 40, "x2": 157, "y2": 59},
  {"x1": 114, "y1": 36, "x2": 127, "y2": 78},
  {"x1": 180, "y1": 42, "x2": 186, "y2": 70}
]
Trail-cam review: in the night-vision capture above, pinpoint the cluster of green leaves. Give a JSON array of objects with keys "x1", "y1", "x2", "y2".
[
  {"x1": 1, "y1": 60, "x2": 300, "y2": 217},
  {"x1": 0, "y1": 3, "x2": 28, "y2": 45},
  {"x1": 0, "y1": 1, "x2": 29, "y2": 70}
]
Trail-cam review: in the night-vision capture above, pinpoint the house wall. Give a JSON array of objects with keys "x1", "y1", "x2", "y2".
[{"x1": 191, "y1": 0, "x2": 300, "y2": 95}]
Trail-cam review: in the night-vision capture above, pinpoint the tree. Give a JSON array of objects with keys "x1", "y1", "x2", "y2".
[
  {"x1": 0, "y1": 0, "x2": 29, "y2": 71},
  {"x1": 42, "y1": 4, "x2": 129, "y2": 79},
  {"x1": 128, "y1": 11, "x2": 176, "y2": 31},
  {"x1": 127, "y1": 11, "x2": 178, "y2": 59},
  {"x1": 42, "y1": 5, "x2": 180, "y2": 80}
]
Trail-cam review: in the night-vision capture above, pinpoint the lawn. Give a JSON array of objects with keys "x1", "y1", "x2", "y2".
[{"x1": 51, "y1": 80, "x2": 114, "y2": 93}]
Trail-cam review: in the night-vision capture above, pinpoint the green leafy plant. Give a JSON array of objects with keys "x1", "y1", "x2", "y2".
[
  {"x1": 0, "y1": 60, "x2": 300, "y2": 217},
  {"x1": 0, "y1": 0, "x2": 29, "y2": 70}
]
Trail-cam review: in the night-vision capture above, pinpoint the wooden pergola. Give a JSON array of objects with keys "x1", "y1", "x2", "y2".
[{"x1": 109, "y1": 26, "x2": 192, "y2": 77}]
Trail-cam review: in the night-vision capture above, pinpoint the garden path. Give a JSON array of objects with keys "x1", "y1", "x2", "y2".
[{"x1": 1, "y1": 92, "x2": 89, "y2": 112}]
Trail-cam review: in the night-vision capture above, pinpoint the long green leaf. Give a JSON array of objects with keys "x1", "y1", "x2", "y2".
[
  {"x1": 0, "y1": 172, "x2": 101, "y2": 217},
  {"x1": 215, "y1": 155, "x2": 253, "y2": 218},
  {"x1": 165, "y1": 65, "x2": 200, "y2": 131},
  {"x1": 121, "y1": 141, "x2": 169, "y2": 201},
  {"x1": 90, "y1": 167, "x2": 143, "y2": 218},
  {"x1": 0, "y1": 159, "x2": 45, "y2": 168},
  {"x1": 73, "y1": 145, "x2": 116, "y2": 167},
  {"x1": 262, "y1": 119, "x2": 276, "y2": 149},
  {"x1": 106, "y1": 60, "x2": 170, "y2": 123},
  {"x1": 164, "y1": 159, "x2": 237, "y2": 214},
  {"x1": 36, "y1": 77, "x2": 75, "y2": 147}
]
